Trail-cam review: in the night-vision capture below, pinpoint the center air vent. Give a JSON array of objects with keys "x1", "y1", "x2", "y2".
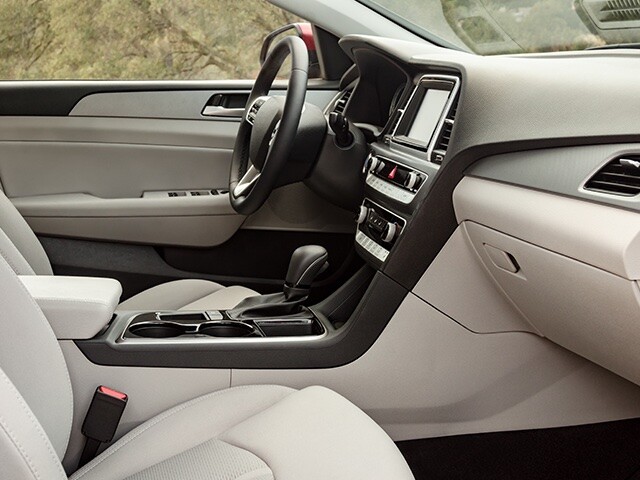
[
  {"x1": 584, "y1": 156, "x2": 640, "y2": 196},
  {"x1": 332, "y1": 89, "x2": 352, "y2": 115},
  {"x1": 430, "y1": 99, "x2": 458, "y2": 165}
]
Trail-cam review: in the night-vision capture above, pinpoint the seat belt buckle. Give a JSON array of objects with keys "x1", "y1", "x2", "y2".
[{"x1": 81, "y1": 386, "x2": 128, "y2": 443}]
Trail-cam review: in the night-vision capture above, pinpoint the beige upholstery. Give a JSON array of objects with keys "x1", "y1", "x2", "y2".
[
  {"x1": 19, "y1": 275, "x2": 123, "y2": 340},
  {"x1": 0, "y1": 248, "x2": 414, "y2": 479},
  {"x1": 0, "y1": 190, "x2": 52, "y2": 275},
  {"x1": 70, "y1": 385, "x2": 414, "y2": 480},
  {"x1": 0, "y1": 189, "x2": 258, "y2": 311},
  {"x1": 117, "y1": 279, "x2": 259, "y2": 311}
]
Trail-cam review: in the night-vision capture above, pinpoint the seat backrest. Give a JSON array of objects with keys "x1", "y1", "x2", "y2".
[
  {"x1": 0, "y1": 188, "x2": 53, "y2": 275},
  {"x1": 0, "y1": 252, "x2": 72, "y2": 478}
]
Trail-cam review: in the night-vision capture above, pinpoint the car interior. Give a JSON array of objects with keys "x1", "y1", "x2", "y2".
[{"x1": 3, "y1": 0, "x2": 640, "y2": 479}]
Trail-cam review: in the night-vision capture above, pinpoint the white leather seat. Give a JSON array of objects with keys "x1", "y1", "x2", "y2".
[
  {"x1": 0, "y1": 252, "x2": 414, "y2": 479},
  {"x1": 0, "y1": 190, "x2": 259, "y2": 311}
]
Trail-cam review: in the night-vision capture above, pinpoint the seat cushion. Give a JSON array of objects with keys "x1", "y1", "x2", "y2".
[
  {"x1": 117, "y1": 279, "x2": 259, "y2": 312},
  {"x1": 70, "y1": 385, "x2": 414, "y2": 480}
]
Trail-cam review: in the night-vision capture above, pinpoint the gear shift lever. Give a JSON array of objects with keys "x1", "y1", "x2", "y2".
[
  {"x1": 229, "y1": 245, "x2": 329, "y2": 319},
  {"x1": 284, "y1": 245, "x2": 329, "y2": 300}
]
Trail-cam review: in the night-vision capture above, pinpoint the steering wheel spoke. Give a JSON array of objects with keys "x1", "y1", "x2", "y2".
[{"x1": 233, "y1": 164, "x2": 261, "y2": 198}]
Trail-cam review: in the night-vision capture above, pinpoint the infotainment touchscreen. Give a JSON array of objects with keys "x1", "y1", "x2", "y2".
[
  {"x1": 391, "y1": 76, "x2": 458, "y2": 152},
  {"x1": 406, "y1": 89, "x2": 450, "y2": 143}
]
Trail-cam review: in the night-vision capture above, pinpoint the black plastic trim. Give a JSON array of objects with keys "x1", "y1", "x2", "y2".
[{"x1": 75, "y1": 271, "x2": 407, "y2": 369}]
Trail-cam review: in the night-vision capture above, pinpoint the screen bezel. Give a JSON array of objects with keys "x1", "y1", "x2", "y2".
[{"x1": 391, "y1": 75, "x2": 459, "y2": 152}]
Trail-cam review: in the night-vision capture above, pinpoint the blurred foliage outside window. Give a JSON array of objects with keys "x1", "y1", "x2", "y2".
[{"x1": 0, "y1": 0, "x2": 302, "y2": 80}]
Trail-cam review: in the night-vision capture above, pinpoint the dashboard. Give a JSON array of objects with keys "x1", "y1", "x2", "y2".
[
  {"x1": 329, "y1": 35, "x2": 640, "y2": 278},
  {"x1": 325, "y1": 34, "x2": 640, "y2": 388}
]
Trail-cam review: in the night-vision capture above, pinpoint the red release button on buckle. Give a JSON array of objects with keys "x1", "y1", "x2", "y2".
[{"x1": 98, "y1": 386, "x2": 128, "y2": 401}]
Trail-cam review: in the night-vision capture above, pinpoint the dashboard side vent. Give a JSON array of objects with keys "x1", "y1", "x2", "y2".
[
  {"x1": 388, "y1": 94, "x2": 411, "y2": 136},
  {"x1": 584, "y1": 156, "x2": 640, "y2": 196},
  {"x1": 332, "y1": 89, "x2": 352, "y2": 115},
  {"x1": 579, "y1": 0, "x2": 640, "y2": 29},
  {"x1": 430, "y1": 99, "x2": 458, "y2": 165},
  {"x1": 599, "y1": 0, "x2": 640, "y2": 23}
]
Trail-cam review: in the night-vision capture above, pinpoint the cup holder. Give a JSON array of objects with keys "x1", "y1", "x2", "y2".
[
  {"x1": 199, "y1": 321, "x2": 258, "y2": 337},
  {"x1": 129, "y1": 322, "x2": 186, "y2": 338}
]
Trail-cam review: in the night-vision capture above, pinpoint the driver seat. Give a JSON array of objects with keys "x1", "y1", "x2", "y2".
[{"x1": 0, "y1": 190, "x2": 259, "y2": 311}]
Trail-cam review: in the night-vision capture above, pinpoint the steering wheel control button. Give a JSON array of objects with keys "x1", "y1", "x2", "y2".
[{"x1": 245, "y1": 96, "x2": 269, "y2": 125}]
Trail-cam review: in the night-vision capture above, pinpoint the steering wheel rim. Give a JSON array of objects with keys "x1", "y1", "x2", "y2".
[{"x1": 229, "y1": 35, "x2": 309, "y2": 215}]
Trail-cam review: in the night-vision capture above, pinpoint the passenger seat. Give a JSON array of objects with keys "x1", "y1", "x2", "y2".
[{"x1": 0, "y1": 251, "x2": 414, "y2": 479}]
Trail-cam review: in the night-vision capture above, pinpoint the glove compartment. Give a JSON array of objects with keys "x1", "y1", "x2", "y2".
[{"x1": 454, "y1": 177, "x2": 640, "y2": 386}]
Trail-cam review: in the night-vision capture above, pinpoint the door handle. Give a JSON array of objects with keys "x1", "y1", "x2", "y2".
[
  {"x1": 201, "y1": 106, "x2": 245, "y2": 117},
  {"x1": 201, "y1": 92, "x2": 249, "y2": 118}
]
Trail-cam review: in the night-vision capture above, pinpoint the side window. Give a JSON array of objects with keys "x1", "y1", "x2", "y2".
[{"x1": 0, "y1": 0, "x2": 306, "y2": 80}]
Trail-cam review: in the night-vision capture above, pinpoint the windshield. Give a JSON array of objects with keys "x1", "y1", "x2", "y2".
[{"x1": 358, "y1": 0, "x2": 640, "y2": 55}]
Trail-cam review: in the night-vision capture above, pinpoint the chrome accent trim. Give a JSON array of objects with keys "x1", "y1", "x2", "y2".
[
  {"x1": 233, "y1": 165, "x2": 260, "y2": 198},
  {"x1": 119, "y1": 312, "x2": 328, "y2": 345}
]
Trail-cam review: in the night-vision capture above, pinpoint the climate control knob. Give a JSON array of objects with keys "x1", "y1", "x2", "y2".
[
  {"x1": 381, "y1": 222, "x2": 397, "y2": 243},
  {"x1": 363, "y1": 153, "x2": 379, "y2": 174},
  {"x1": 404, "y1": 171, "x2": 421, "y2": 190},
  {"x1": 356, "y1": 206, "x2": 369, "y2": 224}
]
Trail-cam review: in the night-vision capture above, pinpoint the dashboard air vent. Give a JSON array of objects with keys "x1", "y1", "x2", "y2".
[
  {"x1": 579, "y1": 0, "x2": 640, "y2": 29},
  {"x1": 598, "y1": 0, "x2": 640, "y2": 23},
  {"x1": 388, "y1": 94, "x2": 411, "y2": 136},
  {"x1": 332, "y1": 89, "x2": 352, "y2": 115},
  {"x1": 584, "y1": 156, "x2": 640, "y2": 196},
  {"x1": 430, "y1": 99, "x2": 458, "y2": 165}
]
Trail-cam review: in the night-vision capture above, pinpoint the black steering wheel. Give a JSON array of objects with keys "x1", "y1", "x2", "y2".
[{"x1": 229, "y1": 36, "x2": 309, "y2": 215}]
